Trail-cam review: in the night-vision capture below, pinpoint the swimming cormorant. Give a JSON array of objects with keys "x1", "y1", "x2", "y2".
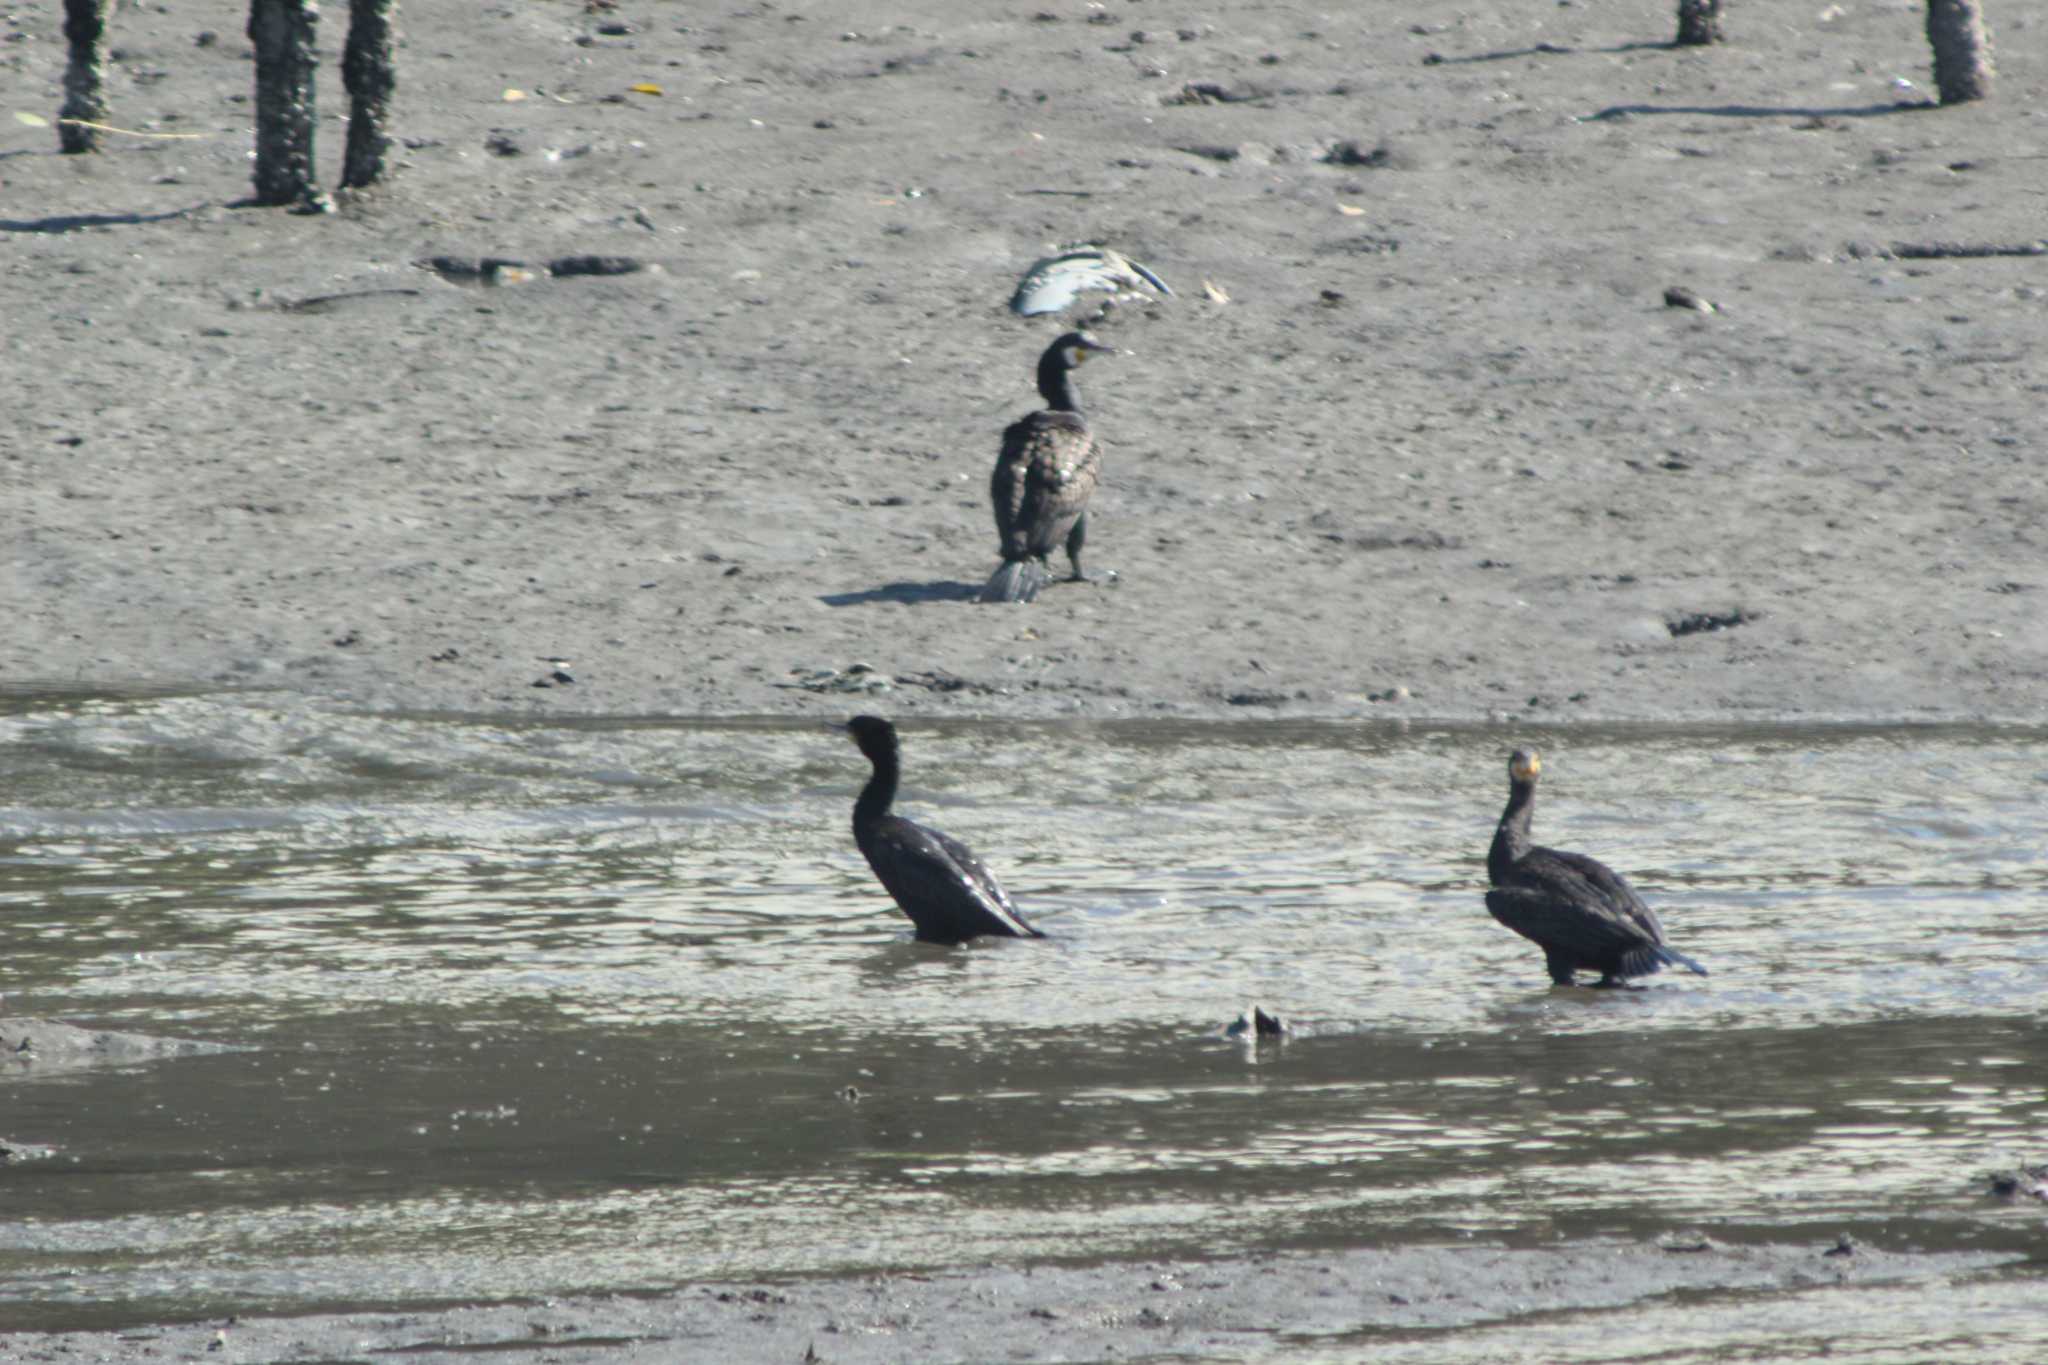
[
  {"x1": 979, "y1": 331, "x2": 1117, "y2": 604},
  {"x1": 842, "y1": 715, "x2": 1044, "y2": 945},
  {"x1": 1485, "y1": 748, "x2": 1707, "y2": 987}
]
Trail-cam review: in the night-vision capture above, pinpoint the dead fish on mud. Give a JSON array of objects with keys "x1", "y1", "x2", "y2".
[{"x1": 1010, "y1": 245, "x2": 1172, "y2": 316}]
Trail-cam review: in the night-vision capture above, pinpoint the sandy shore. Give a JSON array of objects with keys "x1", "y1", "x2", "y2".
[{"x1": 4, "y1": 0, "x2": 2044, "y2": 725}]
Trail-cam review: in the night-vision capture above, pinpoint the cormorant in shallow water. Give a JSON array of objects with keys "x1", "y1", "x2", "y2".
[
  {"x1": 843, "y1": 715, "x2": 1044, "y2": 944},
  {"x1": 1485, "y1": 748, "x2": 1707, "y2": 987},
  {"x1": 979, "y1": 331, "x2": 1117, "y2": 604}
]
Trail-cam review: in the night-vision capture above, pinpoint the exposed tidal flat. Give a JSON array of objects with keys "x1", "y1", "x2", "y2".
[{"x1": 4, "y1": 0, "x2": 2046, "y2": 1354}]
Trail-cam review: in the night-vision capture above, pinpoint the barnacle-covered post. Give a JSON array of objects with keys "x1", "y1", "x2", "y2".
[
  {"x1": 248, "y1": 0, "x2": 320, "y2": 206},
  {"x1": 1674, "y1": 0, "x2": 1724, "y2": 46},
  {"x1": 1926, "y1": 0, "x2": 1993, "y2": 104},
  {"x1": 58, "y1": 0, "x2": 110, "y2": 153},
  {"x1": 341, "y1": 0, "x2": 397, "y2": 188}
]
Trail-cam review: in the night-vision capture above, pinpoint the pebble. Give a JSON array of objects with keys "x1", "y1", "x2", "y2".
[{"x1": 1663, "y1": 285, "x2": 1716, "y2": 314}]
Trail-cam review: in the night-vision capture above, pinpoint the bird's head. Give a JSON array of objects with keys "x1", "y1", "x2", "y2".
[
  {"x1": 841, "y1": 714, "x2": 899, "y2": 760},
  {"x1": 1508, "y1": 748, "x2": 1541, "y2": 784},
  {"x1": 1050, "y1": 330, "x2": 1118, "y2": 370}
]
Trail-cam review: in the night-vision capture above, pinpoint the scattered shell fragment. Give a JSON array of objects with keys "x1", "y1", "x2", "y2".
[
  {"x1": 1336, "y1": 203, "x2": 1367, "y2": 216},
  {"x1": 629, "y1": 82, "x2": 664, "y2": 96},
  {"x1": 1010, "y1": 245, "x2": 1173, "y2": 316},
  {"x1": 1201, "y1": 278, "x2": 1230, "y2": 304},
  {"x1": 502, "y1": 88, "x2": 528, "y2": 102}
]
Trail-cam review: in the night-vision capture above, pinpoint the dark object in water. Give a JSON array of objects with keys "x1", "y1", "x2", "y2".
[{"x1": 1226, "y1": 1005, "x2": 1288, "y2": 1039}]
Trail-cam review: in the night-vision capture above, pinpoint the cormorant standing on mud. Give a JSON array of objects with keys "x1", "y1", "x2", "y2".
[
  {"x1": 979, "y1": 331, "x2": 1117, "y2": 604},
  {"x1": 1485, "y1": 748, "x2": 1707, "y2": 988},
  {"x1": 842, "y1": 715, "x2": 1045, "y2": 944}
]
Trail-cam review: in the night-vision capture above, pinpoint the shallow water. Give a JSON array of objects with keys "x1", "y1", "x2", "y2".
[{"x1": 1, "y1": 692, "x2": 2043, "y2": 1350}]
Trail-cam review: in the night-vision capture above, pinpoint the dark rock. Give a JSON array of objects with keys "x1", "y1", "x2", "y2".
[
  {"x1": 1667, "y1": 609, "x2": 1754, "y2": 638},
  {"x1": 549, "y1": 255, "x2": 645, "y2": 278}
]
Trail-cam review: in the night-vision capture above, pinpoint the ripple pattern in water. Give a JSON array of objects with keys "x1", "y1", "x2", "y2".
[{"x1": 0, "y1": 696, "x2": 2043, "y2": 1338}]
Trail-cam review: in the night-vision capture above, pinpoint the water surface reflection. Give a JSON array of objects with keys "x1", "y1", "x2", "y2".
[{"x1": 0, "y1": 696, "x2": 2042, "y2": 1335}]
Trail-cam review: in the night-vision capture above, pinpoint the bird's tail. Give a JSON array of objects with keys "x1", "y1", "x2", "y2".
[
  {"x1": 1656, "y1": 944, "x2": 1709, "y2": 977},
  {"x1": 978, "y1": 559, "x2": 1046, "y2": 604}
]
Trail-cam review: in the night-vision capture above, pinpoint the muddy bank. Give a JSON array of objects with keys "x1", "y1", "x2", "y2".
[{"x1": 1, "y1": 1240, "x2": 2021, "y2": 1363}]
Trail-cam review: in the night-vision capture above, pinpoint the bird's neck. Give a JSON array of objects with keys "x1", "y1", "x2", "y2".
[
  {"x1": 1488, "y1": 780, "x2": 1534, "y2": 881},
  {"x1": 1039, "y1": 358, "x2": 1081, "y2": 413},
  {"x1": 854, "y1": 750, "x2": 899, "y2": 827}
]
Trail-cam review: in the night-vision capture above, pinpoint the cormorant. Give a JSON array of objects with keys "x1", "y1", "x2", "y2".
[
  {"x1": 842, "y1": 715, "x2": 1045, "y2": 945},
  {"x1": 1485, "y1": 748, "x2": 1707, "y2": 987},
  {"x1": 979, "y1": 331, "x2": 1117, "y2": 604}
]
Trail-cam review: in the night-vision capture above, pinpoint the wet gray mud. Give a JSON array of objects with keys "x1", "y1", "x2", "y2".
[
  {"x1": 3, "y1": 0, "x2": 2046, "y2": 724},
  {"x1": 3, "y1": 1244, "x2": 2033, "y2": 1364},
  {"x1": 2, "y1": 696, "x2": 2044, "y2": 1359}
]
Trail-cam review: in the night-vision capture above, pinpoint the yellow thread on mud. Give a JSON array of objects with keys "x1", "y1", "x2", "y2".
[{"x1": 57, "y1": 116, "x2": 210, "y2": 140}]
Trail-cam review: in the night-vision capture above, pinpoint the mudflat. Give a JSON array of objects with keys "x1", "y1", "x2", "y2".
[
  {"x1": 3, "y1": 0, "x2": 2045, "y2": 1358},
  {"x1": 0, "y1": 1242, "x2": 2023, "y2": 1363},
  {"x1": 4, "y1": 0, "x2": 2042, "y2": 723}
]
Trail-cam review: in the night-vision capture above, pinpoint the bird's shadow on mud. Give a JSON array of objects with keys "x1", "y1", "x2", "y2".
[
  {"x1": 1585, "y1": 100, "x2": 1931, "y2": 121},
  {"x1": 820, "y1": 581, "x2": 982, "y2": 607},
  {"x1": 0, "y1": 202, "x2": 207, "y2": 233},
  {"x1": 1423, "y1": 41, "x2": 1936, "y2": 122},
  {"x1": 1424, "y1": 39, "x2": 1719, "y2": 65}
]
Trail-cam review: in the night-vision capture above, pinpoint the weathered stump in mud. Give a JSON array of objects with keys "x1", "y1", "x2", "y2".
[
  {"x1": 247, "y1": 0, "x2": 321, "y2": 207},
  {"x1": 341, "y1": 0, "x2": 398, "y2": 189},
  {"x1": 1674, "y1": 0, "x2": 1724, "y2": 46},
  {"x1": 1926, "y1": 0, "x2": 1994, "y2": 104},
  {"x1": 58, "y1": 0, "x2": 110, "y2": 153},
  {"x1": 54, "y1": 0, "x2": 396, "y2": 197}
]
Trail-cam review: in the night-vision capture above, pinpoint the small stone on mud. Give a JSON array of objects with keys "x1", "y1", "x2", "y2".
[
  {"x1": 1667, "y1": 609, "x2": 1754, "y2": 638},
  {"x1": 1663, "y1": 285, "x2": 1716, "y2": 314},
  {"x1": 549, "y1": 255, "x2": 645, "y2": 278},
  {"x1": 1324, "y1": 140, "x2": 1393, "y2": 168}
]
